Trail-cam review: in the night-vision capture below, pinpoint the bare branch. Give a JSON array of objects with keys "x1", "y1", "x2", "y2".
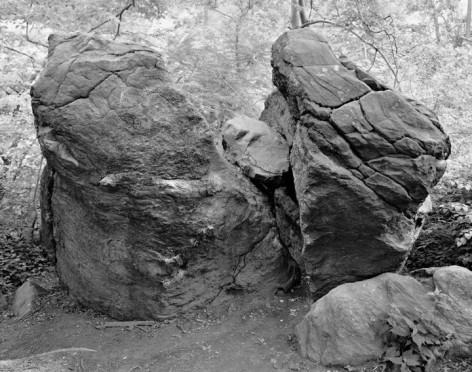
[
  {"x1": 1, "y1": 44, "x2": 35, "y2": 66},
  {"x1": 368, "y1": 50, "x2": 377, "y2": 72},
  {"x1": 114, "y1": 2, "x2": 134, "y2": 39},
  {"x1": 25, "y1": 21, "x2": 47, "y2": 48},
  {"x1": 209, "y1": 7, "x2": 235, "y2": 20},
  {"x1": 301, "y1": 20, "x2": 399, "y2": 86},
  {"x1": 88, "y1": 1, "x2": 135, "y2": 34}
]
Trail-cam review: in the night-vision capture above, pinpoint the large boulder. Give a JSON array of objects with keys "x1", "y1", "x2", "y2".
[
  {"x1": 297, "y1": 266, "x2": 472, "y2": 365},
  {"x1": 268, "y1": 28, "x2": 450, "y2": 297},
  {"x1": 31, "y1": 33, "x2": 290, "y2": 320}
]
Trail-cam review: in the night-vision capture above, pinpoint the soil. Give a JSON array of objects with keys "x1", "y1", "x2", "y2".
[
  {"x1": 0, "y1": 273, "x2": 340, "y2": 372},
  {"x1": 1, "y1": 271, "x2": 471, "y2": 372}
]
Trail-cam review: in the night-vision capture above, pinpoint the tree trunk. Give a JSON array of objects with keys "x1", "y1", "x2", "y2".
[
  {"x1": 290, "y1": 0, "x2": 301, "y2": 29},
  {"x1": 203, "y1": 5, "x2": 209, "y2": 25},
  {"x1": 235, "y1": 21, "x2": 242, "y2": 73},
  {"x1": 432, "y1": 11, "x2": 441, "y2": 43},
  {"x1": 299, "y1": 0, "x2": 308, "y2": 26},
  {"x1": 466, "y1": 0, "x2": 471, "y2": 38}
]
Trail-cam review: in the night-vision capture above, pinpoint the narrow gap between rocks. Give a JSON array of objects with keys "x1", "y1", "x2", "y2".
[{"x1": 248, "y1": 167, "x2": 302, "y2": 293}]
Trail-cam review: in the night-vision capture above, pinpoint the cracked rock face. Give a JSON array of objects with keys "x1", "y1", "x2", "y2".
[
  {"x1": 269, "y1": 28, "x2": 450, "y2": 298},
  {"x1": 31, "y1": 33, "x2": 290, "y2": 320}
]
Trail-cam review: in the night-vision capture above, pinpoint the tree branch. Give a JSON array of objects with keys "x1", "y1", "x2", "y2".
[
  {"x1": 88, "y1": 1, "x2": 135, "y2": 34},
  {"x1": 25, "y1": 21, "x2": 47, "y2": 48},
  {"x1": 301, "y1": 20, "x2": 399, "y2": 86},
  {"x1": 1, "y1": 44, "x2": 35, "y2": 66},
  {"x1": 209, "y1": 7, "x2": 235, "y2": 20},
  {"x1": 114, "y1": 2, "x2": 134, "y2": 39}
]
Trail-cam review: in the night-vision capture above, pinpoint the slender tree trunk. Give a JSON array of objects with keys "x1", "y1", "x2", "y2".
[
  {"x1": 466, "y1": 0, "x2": 471, "y2": 38},
  {"x1": 235, "y1": 21, "x2": 242, "y2": 73},
  {"x1": 299, "y1": 0, "x2": 308, "y2": 26},
  {"x1": 203, "y1": 5, "x2": 209, "y2": 25},
  {"x1": 432, "y1": 11, "x2": 441, "y2": 43},
  {"x1": 290, "y1": 0, "x2": 301, "y2": 29}
]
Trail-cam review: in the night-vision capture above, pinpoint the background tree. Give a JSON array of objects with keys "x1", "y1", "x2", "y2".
[
  {"x1": 1, "y1": 0, "x2": 472, "y2": 243},
  {"x1": 465, "y1": 0, "x2": 471, "y2": 39}
]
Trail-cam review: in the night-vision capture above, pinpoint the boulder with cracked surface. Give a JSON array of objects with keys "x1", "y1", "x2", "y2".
[
  {"x1": 31, "y1": 33, "x2": 289, "y2": 320},
  {"x1": 270, "y1": 28, "x2": 450, "y2": 298}
]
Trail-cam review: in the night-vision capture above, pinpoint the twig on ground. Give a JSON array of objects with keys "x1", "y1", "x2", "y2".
[
  {"x1": 29, "y1": 348, "x2": 96, "y2": 358},
  {"x1": 95, "y1": 320, "x2": 155, "y2": 330}
]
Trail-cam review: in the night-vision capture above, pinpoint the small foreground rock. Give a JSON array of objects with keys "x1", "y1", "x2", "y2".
[
  {"x1": 12, "y1": 279, "x2": 48, "y2": 318},
  {"x1": 297, "y1": 266, "x2": 472, "y2": 366}
]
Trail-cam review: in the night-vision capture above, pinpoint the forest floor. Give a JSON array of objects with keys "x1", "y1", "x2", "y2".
[
  {"x1": 0, "y1": 270, "x2": 471, "y2": 372},
  {"x1": 0, "y1": 276, "x2": 366, "y2": 372}
]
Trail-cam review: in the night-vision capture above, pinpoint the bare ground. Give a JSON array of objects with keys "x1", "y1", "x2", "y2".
[
  {"x1": 0, "y1": 272, "x2": 333, "y2": 372},
  {"x1": 1, "y1": 271, "x2": 472, "y2": 372}
]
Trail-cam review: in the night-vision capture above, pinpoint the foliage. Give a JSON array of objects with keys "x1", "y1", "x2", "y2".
[
  {"x1": 0, "y1": 93, "x2": 42, "y2": 232},
  {"x1": 0, "y1": 230, "x2": 51, "y2": 295},
  {"x1": 381, "y1": 298, "x2": 450, "y2": 372},
  {"x1": 158, "y1": 1, "x2": 288, "y2": 121},
  {"x1": 406, "y1": 176, "x2": 472, "y2": 271},
  {"x1": 436, "y1": 180, "x2": 472, "y2": 266}
]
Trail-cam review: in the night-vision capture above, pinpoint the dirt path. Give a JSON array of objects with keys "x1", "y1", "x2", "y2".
[
  {"x1": 0, "y1": 283, "x2": 336, "y2": 372},
  {"x1": 1, "y1": 276, "x2": 470, "y2": 372}
]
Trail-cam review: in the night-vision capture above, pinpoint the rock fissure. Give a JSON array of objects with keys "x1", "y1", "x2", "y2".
[
  {"x1": 48, "y1": 56, "x2": 80, "y2": 105},
  {"x1": 356, "y1": 93, "x2": 401, "y2": 147},
  {"x1": 40, "y1": 164, "x2": 56, "y2": 263},
  {"x1": 301, "y1": 112, "x2": 414, "y2": 210},
  {"x1": 53, "y1": 73, "x2": 115, "y2": 109}
]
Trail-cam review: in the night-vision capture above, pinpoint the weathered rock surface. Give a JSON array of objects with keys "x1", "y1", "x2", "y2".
[
  {"x1": 269, "y1": 28, "x2": 450, "y2": 297},
  {"x1": 297, "y1": 266, "x2": 472, "y2": 366},
  {"x1": 12, "y1": 280, "x2": 48, "y2": 318},
  {"x1": 222, "y1": 115, "x2": 290, "y2": 186},
  {"x1": 274, "y1": 187, "x2": 303, "y2": 267},
  {"x1": 259, "y1": 90, "x2": 297, "y2": 146},
  {"x1": 31, "y1": 33, "x2": 291, "y2": 320}
]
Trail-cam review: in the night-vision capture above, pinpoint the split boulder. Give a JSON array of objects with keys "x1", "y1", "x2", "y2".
[{"x1": 268, "y1": 28, "x2": 450, "y2": 297}]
